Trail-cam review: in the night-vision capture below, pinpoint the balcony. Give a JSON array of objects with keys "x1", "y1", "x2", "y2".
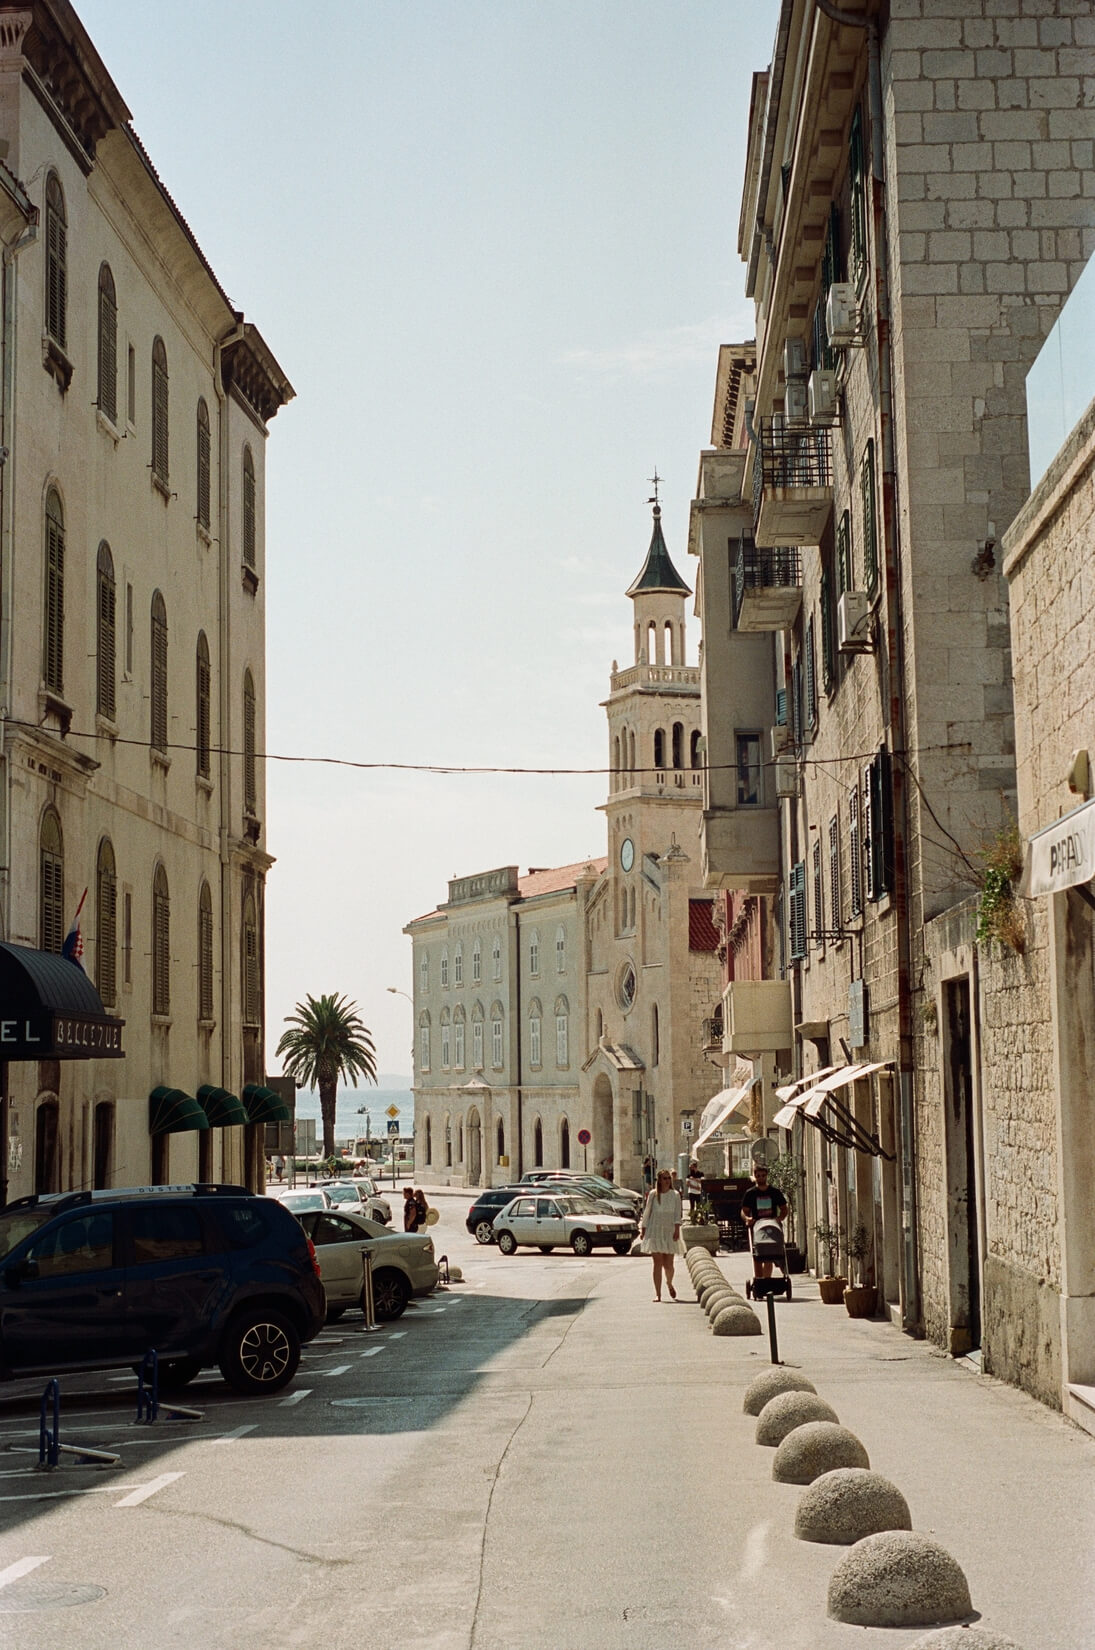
[
  {"x1": 752, "y1": 418, "x2": 833, "y2": 548},
  {"x1": 732, "y1": 537, "x2": 802, "y2": 633},
  {"x1": 701, "y1": 806, "x2": 780, "y2": 896},
  {"x1": 722, "y1": 978, "x2": 793, "y2": 1057}
]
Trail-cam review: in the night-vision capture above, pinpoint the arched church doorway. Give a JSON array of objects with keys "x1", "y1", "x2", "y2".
[{"x1": 467, "y1": 1108, "x2": 482, "y2": 1186}]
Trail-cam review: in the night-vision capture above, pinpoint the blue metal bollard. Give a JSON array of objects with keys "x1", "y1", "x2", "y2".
[
  {"x1": 38, "y1": 1378, "x2": 60, "y2": 1468},
  {"x1": 136, "y1": 1348, "x2": 159, "y2": 1423}
]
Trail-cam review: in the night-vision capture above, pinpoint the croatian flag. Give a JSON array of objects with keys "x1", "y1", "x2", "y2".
[{"x1": 62, "y1": 887, "x2": 87, "y2": 969}]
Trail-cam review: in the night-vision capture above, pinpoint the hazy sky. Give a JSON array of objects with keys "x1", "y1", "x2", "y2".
[{"x1": 77, "y1": 0, "x2": 778, "y2": 1077}]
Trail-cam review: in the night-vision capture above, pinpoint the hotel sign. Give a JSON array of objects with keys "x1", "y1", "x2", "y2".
[
  {"x1": 1027, "y1": 799, "x2": 1095, "y2": 896},
  {"x1": 0, "y1": 1013, "x2": 125, "y2": 1061}
]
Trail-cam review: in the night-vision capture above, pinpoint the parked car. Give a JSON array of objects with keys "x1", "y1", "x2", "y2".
[
  {"x1": 294, "y1": 1208, "x2": 437, "y2": 1320},
  {"x1": 492, "y1": 1193, "x2": 638, "y2": 1257},
  {"x1": 465, "y1": 1185, "x2": 529, "y2": 1245},
  {"x1": 520, "y1": 1172, "x2": 643, "y2": 1220},
  {"x1": 0, "y1": 1184, "x2": 326, "y2": 1395},
  {"x1": 323, "y1": 1180, "x2": 393, "y2": 1225},
  {"x1": 268, "y1": 1187, "x2": 330, "y2": 1216}
]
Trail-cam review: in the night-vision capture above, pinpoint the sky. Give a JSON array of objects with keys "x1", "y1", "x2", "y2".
[{"x1": 76, "y1": 0, "x2": 779, "y2": 1079}]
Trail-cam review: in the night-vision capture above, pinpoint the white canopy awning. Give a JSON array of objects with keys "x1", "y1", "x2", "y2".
[
  {"x1": 693, "y1": 1078, "x2": 758, "y2": 1149},
  {"x1": 774, "y1": 1064, "x2": 841, "y2": 1104},
  {"x1": 774, "y1": 1060, "x2": 895, "y2": 1156}
]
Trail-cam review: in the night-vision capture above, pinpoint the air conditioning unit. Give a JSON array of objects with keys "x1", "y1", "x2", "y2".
[
  {"x1": 826, "y1": 281, "x2": 860, "y2": 348},
  {"x1": 774, "y1": 753, "x2": 801, "y2": 799},
  {"x1": 838, "y1": 589, "x2": 872, "y2": 652},
  {"x1": 770, "y1": 723, "x2": 792, "y2": 759},
  {"x1": 808, "y1": 367, "x2": 839, "y2": 422},
  {"x1": 785, "y1": 379, "x2": 809, "y2": 422},
  {"x1": 783, "y1": 336, "x2": 808, "y2": 380}
]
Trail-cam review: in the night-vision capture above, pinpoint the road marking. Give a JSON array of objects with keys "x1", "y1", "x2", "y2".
[
  {"x1": 114, "y1": 1472, "x2": 185, "y2": 1507},
  {"x1": 212, "y1": 1425, "x2": 256, "y2": 1442},
  {"x1": 359, "y1": 1347, "x2": 384, "y2": 1357},
  {"x1": 0, "y1": 1485, "x2": 122, "y2": 1504},
  {"x1": 387, "y1": 1331, "x2": 406, "y2": 1340},
  {"x1": 280, "y1": 1389, "x2": 312, "y2": 1405},
  {"x1": 0, "y1": 1556, "x2": 49, "y2": 1590},
  {"x1": 323, "y1": 1365, "x2": 352, "y2": 1378}
]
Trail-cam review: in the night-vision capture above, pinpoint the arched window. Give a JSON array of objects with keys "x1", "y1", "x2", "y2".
[
  {"x1": 672, "y1": 722, "x2": 684, "y2": 769},
  {"x1": 440, "y1": 947, "x2": 449, "y2": 988},
  {"x1": 491, "y1": 935, "x2": 502, "y2": 981},
  {"x1": 419, "y1": 1014, "x2": 431, "y2": 1071},
  {"x1": 196, "y1": 399, "x2": 211, "y2": 531},
  {"x1": 425, "y1": 1115, "x2": 433, "y2": 1163},
  {"x1": 242, "y1": 446, "x2": 256, "y2": 569},
  {"x1": 45, "y1": 173, "x2": 66, "y2": 349},
  {"x1": 97, "y1": 263, "x2": 117, "y2": 423},
  {"x1": 196, "y1": 632, "x2": 211, "y2": 777},
  {"x1": 595, "y1": 1007, "x2": 603, "y2": 1041},
  {"x1": 440, "y1": 1010, "x2": 451, "y2": 1067},
  {"x1": 647, "y1": 619, "x2": 657, "y2": 663},
  {"x1": 653, "y1": 728, "x2": 665, "y2": 769},
  {"x1": 629, "y1": 729, "x2": 637, "y2": 775},
  {"x1": 471, "y1": 1008, "x2": 484, "y2": 1070},
  {"x1": 528, "y1": 1001, "x2": 542, "y2": 1068},
  {"x1": 555, "y1": 996, "x2": 569, "y2": 1068},
  {"x1": 242, "y1": 892, "x2": 259, "y2": 1027},
  {"x1": 555, "y1": 925, "x2": 566, "y2": 973},
  {"x1": 458, "y1": 1120, "x2": 464, "y2": 1161},
  {"x1": 691, "y1": 729, "x2": 703, "y2": 768},
  {"x1": 243, "y1": 669, "x2": 257, "y2": 816},
  {"x1": 39, "y1": 809, "x2": 63, "y2": 953},
  {"x1": 491, "y1": 1007, "x2": 503, "y2": 1068},
  {"x1": 150, "y1": 592, "x2": 168, "y2": 752},
  {"x1": 620, "y1": 726, "x2": 629, "y2": 780},
  {"x1": 560, "y1": 1116, "x2": 571, "y2": 1169},
  {"x1": 151, "y1": 337, "x2": 169, "y2": 485},
  {"x1": 651, "y1": 1002, "x2": 660, "y2": 1066},
  {"x1": 533, "y1": 1116, "x2": 543, "y2": 1166},
  {"x1": 96, "y1": 542, "x2": 116, "y2": 719},
  {"x1": 198, "y1": 882, "x2": 214, "y2": 1022},
  {"x1": 420, "y1": 951, "x2": 429, "y2": 992},
  {"x1": 472, "y1": 939, "x2": 481, "y2": 983},
  {"x1": 95, "y1": 837, "x2": 116, "y2": 1007},
  {"x1": 444, "y1": 1114, "x2": 452, "y2": 1166},
  {"x1": 528, "y1": 928, "x2": 540, "y2": 976},
  {"x1": 496, "y1": 1117, "x2": 505, "y2": 1162},
  {"x1": 665, "y1": 619, "x2": 674, "y2": 666},
  {"x1": 612, "y1": 734, "x2": 620, "y2": 790},
  {"x1": 43, "y1": 489, "x2": 64, "y2": 695},
  {"x1": 453, "y1": 943, "x2": 463, "y2": 987},
  {"x1": 453, "y1": 1009, "x2": 465, "y2": 1068},
  {"x1": 152, "y1": 863, "x2": 170, "y2": 1016}
]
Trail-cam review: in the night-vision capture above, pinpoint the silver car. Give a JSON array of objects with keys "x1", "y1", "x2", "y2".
[
  {"x1": 493, "y1": 1194, "x2": 637, "y2": 1257},
  {"x1": 295, "y1": 1208, "x2": 437, "y2": 1320},
  {"x1": 324, "y1": 1179, "x2": 393, "y2": 1225}
]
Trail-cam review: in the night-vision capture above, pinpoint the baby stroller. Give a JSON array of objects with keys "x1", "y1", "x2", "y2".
[{"x1": 744, "y1": 1216, "x2": 792, "y2": 1300}]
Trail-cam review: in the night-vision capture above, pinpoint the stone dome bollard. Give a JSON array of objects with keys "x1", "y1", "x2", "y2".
[
  {"x1": 827, "y1": 1531, "x2": 973, "y2": 1628},
  {"x1": 743, "y1": 1368, "x2": 817, "y2": 1415},
  {"x1": 697, "y1": 1279, "x2": 729, "y2": 1304},
  {"x1": 711, "y1": 1302, "x2": 762, "y2": 1336},
  {"x1": 907, "y1": 1629, "x2": 1023, "y2": 1650},
  {"x1": 755, "y1": 1391, "x2": 839, "y2": 1447},
  {"x1": 794, "y1": 1468, "x2": 911, "y2": 1544},
  {"x1": 706, "y1": 1292, "x2": 744, "y2": 1319},
  {"x1": 772, "y1": 1421, "x2": 869, "y2": 1483}
]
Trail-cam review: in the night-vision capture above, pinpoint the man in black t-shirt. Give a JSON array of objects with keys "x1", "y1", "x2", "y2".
[{"x1": 740, "y1": 1164, "x2": 788, "y2": 1277}]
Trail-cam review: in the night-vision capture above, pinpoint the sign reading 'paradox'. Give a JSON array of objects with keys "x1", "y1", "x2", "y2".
[{"x1": 1027, "y1": 797, "x2": 1095, "y2": 897}]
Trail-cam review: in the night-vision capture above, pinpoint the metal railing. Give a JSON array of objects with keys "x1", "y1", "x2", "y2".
[
  {"x1": 752, "y1": 417, "x2": 833, "y2": 535},
  {"x1": 731, "y1": 537, "x2": 803, "y2": 629}
]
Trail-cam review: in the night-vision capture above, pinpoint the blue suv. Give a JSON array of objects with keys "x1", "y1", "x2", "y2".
[{"x1": 0, "y1": 1184, "x2": 326, "y2": 1395}]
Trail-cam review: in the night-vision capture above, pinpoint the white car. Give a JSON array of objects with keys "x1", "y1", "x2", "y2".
[
  {"x1": 324, "y1": 1180, "x2": 393, "y2": 1225},
  {"x1": 294, "y1": 1208, "x2": 438, "y2": 1320},
  {"x1": 492, "y1": 1193, "x2": 638, "y2": 1257},
  {"x1": 267, "y1": 1187, "x2": 330, "y2": 1216}
]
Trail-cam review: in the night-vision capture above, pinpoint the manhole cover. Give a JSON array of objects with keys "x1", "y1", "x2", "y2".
[{"x1": 0, "y1": 1580, "x2": 106, "y2": 1612}]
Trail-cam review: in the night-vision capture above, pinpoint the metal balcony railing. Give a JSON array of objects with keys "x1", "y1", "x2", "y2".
[
  {"x1": 732, "y1": 537, "x2": 803, "y2": 630},
  {"x1": 752, "y1": 417, "x2": 833, "y2": 539}
]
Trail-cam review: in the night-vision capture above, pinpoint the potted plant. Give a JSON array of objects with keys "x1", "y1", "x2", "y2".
[
  {"x1": 768, "y1": 1151, "x2": 806, "y2": 1271},
  {"x1": 813, "y1": 1219, "x2": 847, "y2": 1303},
  {"x1": 843, "y1": 1222, "x2": 877, "y2": 1317},
  {"x1": 681, "y1": 1196, "x2": 720, "y2": 1254}
]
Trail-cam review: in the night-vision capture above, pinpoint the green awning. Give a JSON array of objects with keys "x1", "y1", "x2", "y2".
[
  {"x1": 149, "y1": 1086, "x2": 209, "y2": 1135},
  {"x1": 242, "y1": 1083, "x2": 291, "y2": 1124},
  {"x1": 196, "y1": 1084, "x2": 248, "y2": 1127}
]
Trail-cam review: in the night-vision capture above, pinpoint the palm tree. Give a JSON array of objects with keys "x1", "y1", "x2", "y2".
[{"x1": 276, "y1": 992, "x2": 377, "y2": 1159}]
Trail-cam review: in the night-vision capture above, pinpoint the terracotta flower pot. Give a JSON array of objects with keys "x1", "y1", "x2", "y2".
[
  {"x1": 817, "y1": 1275, "x2": 848, "y2": 1304},
  {"x1": 843, "y1": 1283, "x2": 877, "y2": 1318}
]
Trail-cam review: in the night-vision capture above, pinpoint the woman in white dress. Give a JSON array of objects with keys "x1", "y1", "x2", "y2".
[{"x1": 640, "y1": 1168, "x2": 684, "y2": 1301}]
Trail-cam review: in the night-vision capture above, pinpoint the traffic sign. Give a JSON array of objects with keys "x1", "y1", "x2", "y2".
[
  {"x1": 385, "y1": 1104, "x2": 400, "y2": 1119},
  {"x1": 681, "y1": 1118, "x2": 694, "y2": 1135},
  {"x1": 387, "y1": 1119, "x2": 400, "y2": 1136},
  {"x1": 577, "y1": 1128, "x2": 591, "y2": 1146}
]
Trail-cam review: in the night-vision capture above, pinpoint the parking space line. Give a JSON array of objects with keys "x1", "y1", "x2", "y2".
[
  {"x1": 387, "y1": 1331, "x2": 406, "y2": 1340},
  {"x1": 0, "y1": 1557, "x2": 50, "y2": 1590},
  {"x1": 114, "y1": 1472, "x2": 185, "y2": 1507},
  {"x1": 0, "y1": 1485, "x2": 122, "y2": 1504},
  {"x1": 211, "y1": 1425, "x2": 256, "y2": 1442},
  {"x1": 322, "y1": 1365, "x2": 352, "y2": 1378},
  {"x1": 280, "y1": 1390, "x2": 311, "y2": 1405},
  {"x1": 359, "y1": 1347, "x2": 384, "y2": 1357}
]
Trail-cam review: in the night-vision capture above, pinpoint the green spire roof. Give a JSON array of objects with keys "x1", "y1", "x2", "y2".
[{"x1": 626, "y1": 505, "x2": 691, "y2": 597}]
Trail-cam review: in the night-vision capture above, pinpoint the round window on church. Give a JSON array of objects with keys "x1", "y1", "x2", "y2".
[{"x1": 616, "y1": 960, "x2": 637, "y2": 1012}]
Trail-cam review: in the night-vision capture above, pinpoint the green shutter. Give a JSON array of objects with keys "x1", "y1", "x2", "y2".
[{"x1": 861, "y1": 442, "x2": 878, "y2": 591}]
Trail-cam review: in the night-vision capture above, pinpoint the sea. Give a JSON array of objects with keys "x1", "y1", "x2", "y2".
[{"x1": 290, "y1": 1077, "x2": 413, "y2": 1152}]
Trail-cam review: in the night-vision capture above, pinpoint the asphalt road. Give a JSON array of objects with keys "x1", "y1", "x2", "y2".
[{"x1": 0, "y1": 1189, "x2": 1092, "y2": 1650}]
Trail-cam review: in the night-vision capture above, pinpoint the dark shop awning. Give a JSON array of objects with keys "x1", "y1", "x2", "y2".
[
  {"x1": 149, "y1": 1086, "x2": 209, "y2": 1135},
  {"x1": 196, "y1": 1084, "x2": 248, "y2": 1127},
  {"x1": 242, "y1": 1083, "x2": 291, "y2": 1124},
  {"x1": 0, "y1": 941, "x2": 124, "y2": 1061}
]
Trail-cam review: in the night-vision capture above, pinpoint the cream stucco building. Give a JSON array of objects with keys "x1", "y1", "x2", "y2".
[{"x1": 0, "y1": 2, "x2": 292, "y2": 1202}]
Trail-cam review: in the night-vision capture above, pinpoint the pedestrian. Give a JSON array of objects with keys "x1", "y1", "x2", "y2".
[
  {"x1": 639, "y1": 1168, "x2": 684, "y2": 1302},
  {"x1": 739, "y1": 1162, "x2": 788, "y2": 1279},
  {"x1": 414, "y1": 1187, "x2": 430, "y2": 1228},
  {"x1": 642, "y1": 1154, "x2": 655, "y2": 1189},
  {"x1": 403, "y1": 1186, "x2": 420, "y2": 1232},
  {"x1": 686, "y1": 1160, "x2": 703, "y2": 1214}
]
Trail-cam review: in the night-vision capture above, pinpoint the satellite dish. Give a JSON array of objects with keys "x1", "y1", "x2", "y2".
[{"x1": 750, "y1": 1136, "x2": 777, "y2": 1167}]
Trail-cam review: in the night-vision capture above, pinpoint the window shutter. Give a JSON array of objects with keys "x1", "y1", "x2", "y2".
[
  {"x1": 775, "y1": 686, "x2": 787, "y2": 727},
  {"x1": 863, "y1": 762, "x2": 875, "y2": 900},
  {"x1": 153, "y1": 868, "x2": 170, "y2": 1016},
  {"x1": 44, "y1": 500, "x2": 64, "y2": 694},
  {"x1": 97, "y1": 267, "x2": 117, "y2": 424},
  {"x1": 820, "y1": 567, "x2": 834, "y2": 690},
  {"x1": 97, "y1": 545, "x2": 116, "y2": 720},
  {"x1": 243, "y1": 672, "x2": 257, "y2": 815},
  {"x1": 196, "y1": 634, "x2": 211, "y2": 776},
  {"x1": 242, "y1": 449, "x2": 256, "y2": 568},
  {"x1": 850, "y1": 106, "x2": 868, "y2": 285},
  {"x1": 789, "y1": 861, "x2": 807, "y2": 961},
  {"x1": 45, "y1": 178, "x2": 67, "y2": 350},
  {"x1": 861, "y1": 441, "x2": 878, "y2": 591},
  {"x1": 151, "y1": 596, "x2": 168, "y2": 751},
  {"x1": 151, "y1": 340, "x2": 169, "y2": 484},
  {"x1": 837, "y1": 509, "x2": 853, "y2": 594},
  {"x1": 243, "y1": 901, "x2": 259, "y2": 1026},
  {"x1": 828, "y1": 814, "x2": 841, "y2": 934},
  {"x1": 791, "y1": 658, "x2": 803, "y2": 748},
  {"x1": 849, "y1": 782, "x2": 863, "y2": 917},
  {"x1": 199, "y1": 886, "x2": 214, "y2": 1020},
  {"x1": 196, "y1": 401, "x2": 211, "y2": 530},
  {"x1": 868, "y1": 746, "x2": 894, "y2": 898},
  {"x1": 812, "y1": 839, "x2": 824, "y2": 943},
  {"x1": 805, "y1": 617, "x2": 817, "y2": 729}
]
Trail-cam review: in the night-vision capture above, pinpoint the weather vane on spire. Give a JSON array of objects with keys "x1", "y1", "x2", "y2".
[{"x1": 647, "y1": 468, "x2": 662, "y2": 508}]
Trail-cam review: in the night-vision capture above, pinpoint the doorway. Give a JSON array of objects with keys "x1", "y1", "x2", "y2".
[
  {"x1": 34, "y1": 1100, "x2": 59, "y2": 1193},
  {"x1": 592, "y1": 1074, "x2": 613, "y2": 1177},
  {"x1": 467, "y1": 1109, "x2": 482, "y2": 1185},
  {"x1": 943, "y1": 977, "x2": 982, "y2": 1354},
  {"x1": 93, "y1": 1102, "x2": 114, "y2": 1190}
]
